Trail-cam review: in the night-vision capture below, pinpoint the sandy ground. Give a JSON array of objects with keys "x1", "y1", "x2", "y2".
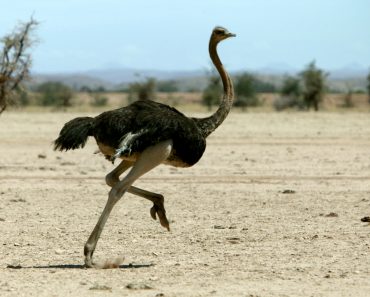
[{"x1": 0, "y1": 110, "x2": 369, "y2": 297}]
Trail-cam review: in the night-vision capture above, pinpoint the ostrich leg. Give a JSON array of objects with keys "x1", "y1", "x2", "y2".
[
  {"x1": 129, "y1": 186, "x2": 169, "y2": 231},
  {"x1": 105, "y1": 160, "x2": 133, "y2": 187},
  {"x1": 106, "y1": 160, "x2": 170, "y2": 230},
  {"x1": 84, "y1": 140, "x2": 173, "y2": 268}
]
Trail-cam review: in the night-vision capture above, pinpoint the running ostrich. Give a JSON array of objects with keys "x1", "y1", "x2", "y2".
[{"x1": 54, "y1": 26, "x2": 236, "y2": 268}]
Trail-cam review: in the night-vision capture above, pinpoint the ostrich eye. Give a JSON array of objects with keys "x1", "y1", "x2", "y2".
[{"x1": 215, "y1": 29, "x2": 224, "y2": 35}]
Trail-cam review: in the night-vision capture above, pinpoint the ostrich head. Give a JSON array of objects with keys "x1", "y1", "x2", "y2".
[{"x1": 211, "y1": 26, "x2": 236, "y2": 43}]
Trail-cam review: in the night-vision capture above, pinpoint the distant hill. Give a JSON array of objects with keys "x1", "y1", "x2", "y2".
[
  {"x1": 29, "y1": 65, "x2": 369, "y2": 93},
  {"x1": 328, "y1": 64, "x2": 369, "y2": 79},
  {"x1": 84, "y1": 68, "x2": 204, "y2": 84},
  {"x1": 30, "y1": 68, "x2": 205, "y2": 91},
  {"x1": 30, "y1": 73, "x2": 114, "y2": 90}
]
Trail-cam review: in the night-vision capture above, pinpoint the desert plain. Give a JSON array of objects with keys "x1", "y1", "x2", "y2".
[{"x1": 0, "y1": 110, "x2": 369, "y2": 296}]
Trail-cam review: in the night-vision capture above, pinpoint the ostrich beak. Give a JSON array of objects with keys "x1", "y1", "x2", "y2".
[{"x1": 227, "y1": 32, "x2": 236, "y2": 38}]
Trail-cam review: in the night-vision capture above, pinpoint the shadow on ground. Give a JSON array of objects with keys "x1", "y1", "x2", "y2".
[{"x1": 6, "y1": 263, "x2": 154, "y2": 269}]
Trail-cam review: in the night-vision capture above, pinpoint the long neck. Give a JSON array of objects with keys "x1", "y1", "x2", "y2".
[{"x1": 195, "y1": 38, "x2": 234, "y2": 138}]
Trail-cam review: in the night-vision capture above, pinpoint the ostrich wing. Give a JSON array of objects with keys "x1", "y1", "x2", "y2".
[{"x1": 93, "y1": 101, "x2": 206, "y2": 165}]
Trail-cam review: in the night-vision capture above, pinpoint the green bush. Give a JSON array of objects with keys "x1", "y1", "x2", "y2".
[
  {"x1": 274, "y1": 76, "x2": 304, "y2": 111},
  {"x1": 127, "y1": 78, "x2": 156, "y2": 103},
  {"x1": 234, "y1": 95, "x2": 260, "y2": 110},
  {"x1": 202, "y1": 76, "x2": 221, "y2": 110},
  {"x1": 18, "y1": 89, "x2": 30, "y2": 106},
  {"x1": 234, "y1": 73, "x2": 259, "y2": 109},
  {"x1": 367, "y1": 72, "x2": 370, "y2": 104},
  {"x1": 157, "y1": 80, "x2": 178, "y2": 92},
  {"x1": 37, "y1": 81, "x2": 73, "y2": 107},
  {"x1": 91, "y1": 94, "x2": 108, "y2": 106}
]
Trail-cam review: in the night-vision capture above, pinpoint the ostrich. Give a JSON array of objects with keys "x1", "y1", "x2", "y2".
[{"x1": 54, "y1": 26, "x2": 236, "y2": 268}]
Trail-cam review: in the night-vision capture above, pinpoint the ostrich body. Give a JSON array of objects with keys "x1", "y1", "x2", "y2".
[{"x1": 54, "y1": 26, "x2": 235, "y2": 268}]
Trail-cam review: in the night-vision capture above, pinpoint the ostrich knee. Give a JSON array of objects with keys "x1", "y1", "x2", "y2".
[{"x1": 105, "y1": 173, "x2": 119, "y2": 187}]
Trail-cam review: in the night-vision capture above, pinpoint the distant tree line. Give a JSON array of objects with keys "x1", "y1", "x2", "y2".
[
  {"x1": 33, "y1": 81, "x2": 112, "y2": 107},
  {"x1": 11, "y1": 64, "x2": 370, "y2": 111}
]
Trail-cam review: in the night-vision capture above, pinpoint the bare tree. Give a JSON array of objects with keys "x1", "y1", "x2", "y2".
[{"x1": 0, "y1": 18, "x2": 38, "y2": 114}]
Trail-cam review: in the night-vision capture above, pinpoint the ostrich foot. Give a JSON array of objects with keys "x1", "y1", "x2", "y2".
[
  {"x1": 150, "y1": 203, "x2": 170, "y2": 231},
  {"x1": 84, "y1": 238, "x2": 125, "y2": 269},
  {"x1": 84, "y1": 253, "x2": 124, "y2": 269}
]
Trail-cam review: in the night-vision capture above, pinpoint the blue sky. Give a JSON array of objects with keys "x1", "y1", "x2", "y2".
[{"x1": 1, "y1": 0, "x2": 369, "y2": 73}]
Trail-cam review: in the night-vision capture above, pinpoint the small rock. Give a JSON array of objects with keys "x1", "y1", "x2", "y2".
[
  {"x1": 126, "y1": 282, "x2": 152, "y2": 290},
  {"x1": 38, "y1": 154, "x2": 47, "y2": 159},
  {"x1": 0, "y1": 218, "x2": 5, "y2": 222},
  {"x1": 226, "y1": 237, "x2": 241, "y2": 241},
  {"x1": 13, "y1": 243, "x2": 20, "y2": 246},
  {"x1": 282, "y1": 189, "x2": 295, "y2": 194},
  {"x1": 55, "y1": 249, "x2": 64, "y2": 255},
  {"x1": 325, "y1": 212, "x2": 338, "y2": 217},
  {"x1": 360, "y1": 216, "x2": 370, "y2": 222},
  {"x1": 10, "y1": 198, "x2": 26, "y2": 203},
  {"x1": 213, "y1": 225, "x2": 226, "y2": 229},
  {"x1": 228, "y1": 240, "x2": 240, "y2": 244},
  {"x1": 226, "y1": 237, "x2": 241, "y2": 244},
  {"x1": 60, "y1": 161, "x2": 75, "y2": 166},
  {"x1": 89, "y1": 284, "x2": 112, "y2": 291}
]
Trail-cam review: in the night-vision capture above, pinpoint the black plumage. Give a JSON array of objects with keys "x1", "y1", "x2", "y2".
[{"x1": 55, "y1": 100, "x2": 206, "y2": 167}]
